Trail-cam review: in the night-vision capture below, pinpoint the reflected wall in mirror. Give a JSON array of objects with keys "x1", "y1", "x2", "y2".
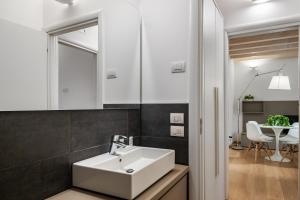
[
  {"x1": 0, "y1": 18, "x2": 48, "y2": 111},
  {"x1": 0, "y1": 0, "x2": 141, "y2": 111},
  {"x1": 59, "y1": 26, "x2": 98, "y2": 110}
]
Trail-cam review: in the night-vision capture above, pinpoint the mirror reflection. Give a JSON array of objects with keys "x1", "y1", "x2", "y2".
[
  {"x1": 58, "y1": 26, "x2": 98, "y2": 110},
  {"x1": 0, "y1": 1, "x2": 141, "y2": 111}
]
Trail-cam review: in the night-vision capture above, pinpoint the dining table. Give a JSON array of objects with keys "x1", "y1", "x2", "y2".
[{"x1": 259, "y1": 125, "x2": 293, "y2": 162}]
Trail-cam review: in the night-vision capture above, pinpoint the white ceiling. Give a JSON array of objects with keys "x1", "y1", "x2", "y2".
[
  {"x1": 215, "y1": 0, "x2": 300, "y2": 29},
  {"x1": 59, "y1": 26, "x2": 99, "y2": 51}
]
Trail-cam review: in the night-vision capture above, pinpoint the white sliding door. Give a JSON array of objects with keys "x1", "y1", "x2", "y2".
[
  {"x1": 202, "y1": 0, "x2": 225, "y2": 199},
  {"x1": 202, "y1": 0, "x2": 217, "y2": 198}
]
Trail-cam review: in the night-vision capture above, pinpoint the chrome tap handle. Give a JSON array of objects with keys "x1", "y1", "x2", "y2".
[
  {"x1": 109, "y1": 135, "x2": 128, "y2": 155},
  {"x1": 113, "y1": 135, "x2": 128, "y2": 143}
]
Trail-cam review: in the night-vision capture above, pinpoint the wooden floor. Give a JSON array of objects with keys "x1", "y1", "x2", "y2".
[{"x1": 229, "y1": 149, "x2": 298, "y2": 200}]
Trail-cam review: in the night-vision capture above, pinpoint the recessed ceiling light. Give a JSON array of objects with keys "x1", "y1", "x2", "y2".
[{"x1": 252, "y1": 0, "x2": 271, "y2": 4}]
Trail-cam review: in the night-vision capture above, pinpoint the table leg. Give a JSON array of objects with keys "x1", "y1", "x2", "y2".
[{"x1": 265, "y1": 128, "x2": 290, "y2": 162}]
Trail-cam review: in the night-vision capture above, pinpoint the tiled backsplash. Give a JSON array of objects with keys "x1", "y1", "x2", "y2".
[
  {"x1": 0, "y1": 109, "x2": 140, "y2": 200},
  {"x1": 140, "y1": 104, "x2": 189, "y2": 165}
]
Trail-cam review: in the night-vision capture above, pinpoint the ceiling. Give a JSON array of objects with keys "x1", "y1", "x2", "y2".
[
  {"x1": 59, "y1": 26, "x2": 99, "y2": 51},
  {"x1": 215, "y1": 0, "x2": 300, "y2": 29}
]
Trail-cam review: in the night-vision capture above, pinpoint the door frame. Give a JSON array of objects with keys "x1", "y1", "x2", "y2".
[
  {"x1": 188, "y1": 0, "x2": 203, "y2": 198},
  {"x1": 44, "y1": 10, "x2": 104, "y2": 110},
  {"x1": 298, "y1": 26, "x2": 300, "y2": 198}
]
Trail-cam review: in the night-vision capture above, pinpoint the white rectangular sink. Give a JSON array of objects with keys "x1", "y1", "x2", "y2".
[{"x1": 72, "y1": 146, "x2": 175, "y2": 199}]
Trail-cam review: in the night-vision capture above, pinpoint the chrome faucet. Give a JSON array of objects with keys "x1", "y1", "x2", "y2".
[{"x1": 109, "y1": 135, "x2": 128, "y2": 155}]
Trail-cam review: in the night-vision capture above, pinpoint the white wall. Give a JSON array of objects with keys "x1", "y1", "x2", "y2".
[
  {"x1": 44, "y1": 0, "x2": 141, "y2": 104},
  {"x1": 216, "y1": 0, "x2": 300, "y2": 30},
  {"x1": 140, "y1": 0, "x2": 190, "y2": 103},
  {"x1": 234, "y1": 58, "x2": 299, "y2": 101},
  {"x1": 58, "y1": 43, "x2": 97, "y2": 109},
  {"x1": 0, "y1": 0, "x2": 190, "y2": 110},
  {"x1": 225, "y1": 59, "x2": 236, "y2": 140},
  {"x1": 0, "y1": 0, "x2": 43, "y2": 30},
  {"x1": 0, "y1": 0, "x2": 48, "y2": 111}
]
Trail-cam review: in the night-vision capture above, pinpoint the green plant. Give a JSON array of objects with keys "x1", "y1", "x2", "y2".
[
  {"x1": 244, "y1": 94, "x2": 254, "y2": 100},
  {"x1": 266, "y1": 115, "x2": 290, "y2": 127}
]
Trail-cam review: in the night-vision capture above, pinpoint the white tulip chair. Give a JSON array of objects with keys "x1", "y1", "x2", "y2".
[
  {"x1": 279, "y1": 122, "x2": 299, "y2": 162},
  {"x1": 246, "y1": 121, "x2": 273, "y2": 161}
]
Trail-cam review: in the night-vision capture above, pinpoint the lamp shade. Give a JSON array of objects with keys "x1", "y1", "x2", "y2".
[{"x1": 268, "y1": 75, "x2": 291, "y2": 90}]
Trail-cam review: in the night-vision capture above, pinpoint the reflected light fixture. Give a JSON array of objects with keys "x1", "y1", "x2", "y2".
[
  {"x1": 268, "y1": 69, "x2": 291, "y2": 90},
  {"x1": 252, "y1": 0, "x2": 271, "y2": 4},
  {"x1": 55, "y1": 0, "x2": 75, "y2": 5}
]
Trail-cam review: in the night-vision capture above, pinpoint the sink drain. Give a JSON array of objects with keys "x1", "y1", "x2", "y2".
[{"x1": 126, "y1": 169, "x2": 135, "y2": 173}]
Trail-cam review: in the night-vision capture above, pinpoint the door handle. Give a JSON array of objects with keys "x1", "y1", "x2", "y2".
[{"x1": 214, "y1": 87, "x2": 219, "y2": 177}]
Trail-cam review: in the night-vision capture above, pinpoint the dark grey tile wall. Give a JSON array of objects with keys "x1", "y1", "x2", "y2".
[
  {"x1": 103, "y1": 104, "x2": 141, "y2": 110},
  {"x1": 0, "y1": 104, "x2": 188, "y2": 199},
  {"x1": 140, "y1": 104, "x2": 189, "y2": 165},
  {"x1": 0, "y1": 109, "x2": 140, "y2": 200}
]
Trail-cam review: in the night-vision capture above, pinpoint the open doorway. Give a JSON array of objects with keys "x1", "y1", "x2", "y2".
[
  {"x1": 46, "y1": 13, "x2": 103, "y2": 110},
  {"x1": 58, "y1": 25, "x2": 98, "y2": 110},
  {"x1": 226, "y1": 27, "x2": 299, "y2": 200}
]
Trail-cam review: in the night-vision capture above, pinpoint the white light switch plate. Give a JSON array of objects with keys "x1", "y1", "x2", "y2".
[
  {"x1": 170, "y1": 113, "x2": 184, "y2": 124},
  {"x1": 171, "y1": 61, "x2": 186, "y2": 73},
  {"x1": 170, "y1": 126, "x2": 184, "y2": 137},
  {"x1": 107, "y1": 69, "x2": 117, "y2": 79}
]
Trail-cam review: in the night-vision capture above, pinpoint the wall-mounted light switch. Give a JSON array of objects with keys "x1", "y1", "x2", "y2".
[
  {"x1": 107, "y1": 69, "x2": 117, "y2": 79},
  {"x1": 170, "y1": 113, "x2": 184, "y2": 124},
  {"x1": 171, "y1": 61, "x2": 186, "y2": 73},
  {"x1": 170, "y1": 126, "x2": 184, "y2": 137}
]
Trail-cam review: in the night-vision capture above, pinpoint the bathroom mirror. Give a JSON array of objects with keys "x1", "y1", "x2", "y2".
[{"x1": 0, "y1": 1, "x2": 141, "y2": 111}]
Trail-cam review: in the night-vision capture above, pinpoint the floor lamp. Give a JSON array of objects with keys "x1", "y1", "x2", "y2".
[{"x1": 232, "y1": 66, "x2": 291, "y2": 150}]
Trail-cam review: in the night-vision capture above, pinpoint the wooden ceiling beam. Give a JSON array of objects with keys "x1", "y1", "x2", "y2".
[
  {"x1": 233, "y1": 52, "x2": 299, "y2": 61},
  {"x1": 230, "y1": 43, "x2": 299, "y2": 55},
  {"x1": 230, "y1": 29, "x2": 299, "y2": 46},
  {"x1": 229, "y1": 38, "x2": 299, "y2": 51},
  {"x1": 231, "y1": 49, "x2": 298, "y2": 59}
]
